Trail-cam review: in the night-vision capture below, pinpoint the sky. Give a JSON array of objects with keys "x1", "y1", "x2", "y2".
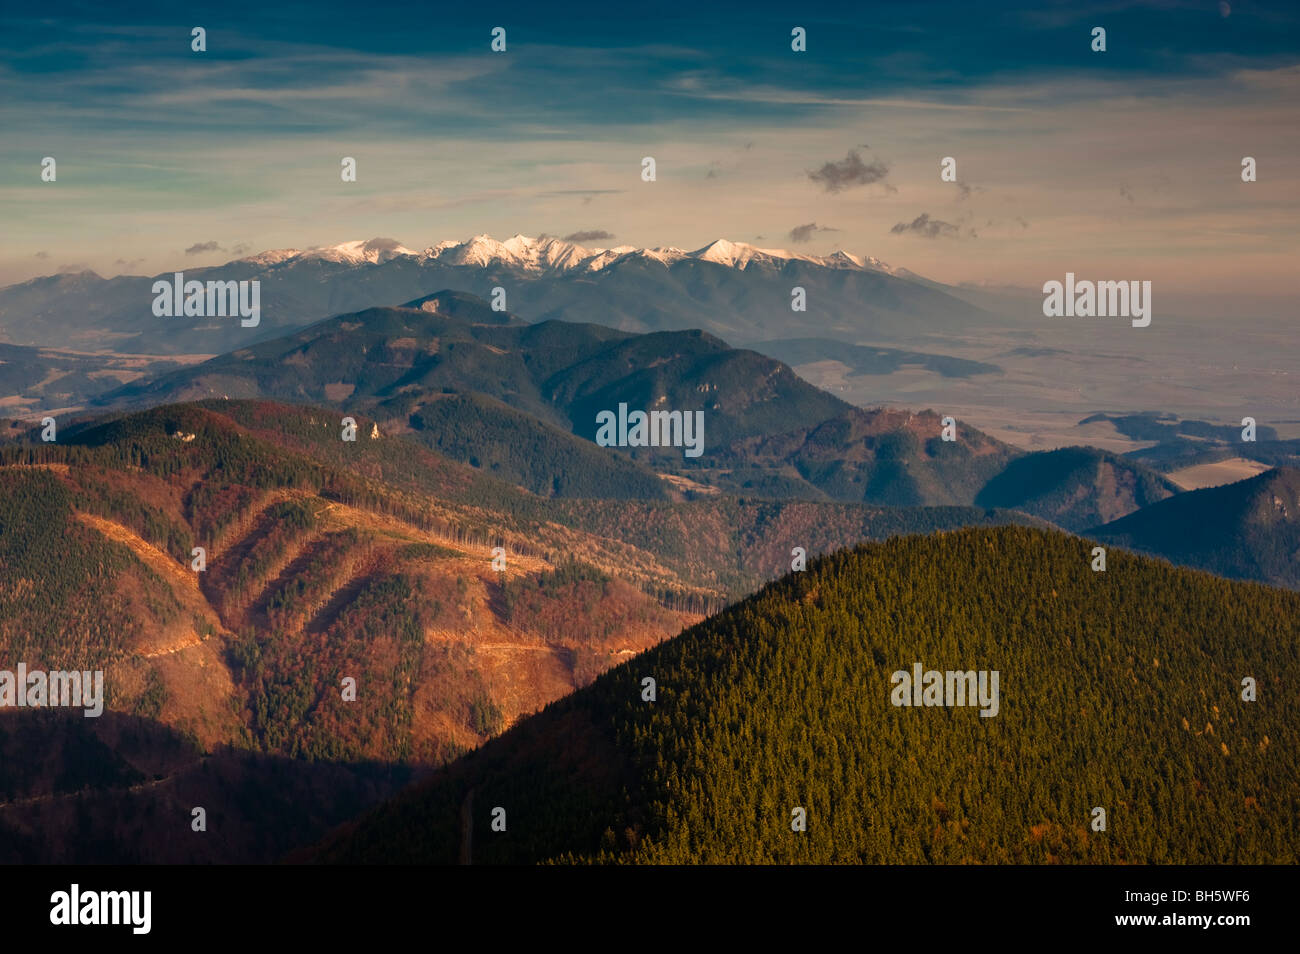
[{"x1": 1, "y1": 0, "x2": 1298, "y2": 308}]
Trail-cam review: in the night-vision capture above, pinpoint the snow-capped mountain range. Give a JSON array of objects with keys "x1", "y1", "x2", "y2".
[
  {"x1": 0, "y1": 231, "x2": 994, "y2": 358},
  {"x1": 243, "y1": 234, "x2": 909, "y2": 277}
]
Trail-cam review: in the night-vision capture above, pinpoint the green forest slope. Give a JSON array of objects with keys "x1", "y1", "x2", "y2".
[{"x1": 313, "y1": 525, "x2": 1299, "y2": 864}]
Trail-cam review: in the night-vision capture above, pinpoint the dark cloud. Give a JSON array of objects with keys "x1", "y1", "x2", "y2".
[
  {"x1": 889, "y1": 213, "x2": 962, "y2": 239},
  {"x1": 788, "y1": 222, "x2": 840, "y2": 243},
  {"x1": 563, "y1": 229, "x2": 615, "y2": 243},
  {"x1": 808, "y1": 149, "x2": 890, "y2": 193},
  {"x1": 1015, "y1": 216, "x2": 1030, "y2": 229},
  {"x1": 957, "y1": 181, "x2": 972, "y2": 200},
  {"x1": 1119, "y1": 184, "x2": 1135, "y2": 203},
  {"x1": 183, "y1": 240, "x2": 254, "y2": 257},
  {"x1": 361, "y1": 237, "x2": 403, "y2": 252},
  {"x1": 34, "y1": 251, "x2": 49, "y2": 259},
  {"x1": 56, "y1": 263, "x2": 92, "y2": 273}
]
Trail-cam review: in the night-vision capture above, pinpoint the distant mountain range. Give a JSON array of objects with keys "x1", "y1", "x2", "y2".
[{"x1": 0, "y1": 234, "x2": 1008, "y2": 355}]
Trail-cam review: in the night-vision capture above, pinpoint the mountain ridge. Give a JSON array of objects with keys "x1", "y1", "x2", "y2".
[
  {"x1": 95, "y1": 293, "x2": 1024, "y2": 508},
  {"x1": 137, "y1": 233, "x2": 912, "y2": 278},
  {"x1": 0, "y1": 234, "x2": 999, "y2": 355}
]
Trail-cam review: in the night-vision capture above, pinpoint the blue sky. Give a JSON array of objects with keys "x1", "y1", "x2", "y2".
[{"x1": 2, "y1": 0, "x2": 1297, "y2": 305}]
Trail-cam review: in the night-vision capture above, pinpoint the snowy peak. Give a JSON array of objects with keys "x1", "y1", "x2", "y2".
[
  {"x1": 245, "y1": 238, "x2": 419, "y2": 266},
  {"x1": 242, "y1": 248, "x2": 305, "y2": 266},
  {"x1": 827, "y1": 250, "x2": 865, "y2": 268},
  {"x1": 692, "y1": 239, "x2": 811, "y2": 269},
  {"x1": 693, "y1": 238, "x2": 747, "y2": 264},
  {"x1": 634, "y1": 246, "x2": 688, "y2": 266},
  {"x1": 577, "y1": 245, "x2": 639, "y2": 271},
  {"x1": 501, "y1": 234, "x2": 593, "y2": 270},
  {"x1": 438, "y1": 234, "x2": 514, "y2": 268},
  {"x1": 305, "y1": 238, "x2": 421, "y2": 264},
  {"x1": 430, "y1": 233, "x2": 595, "y2": 271},
  {"x1": 823, "y1": 249, "x2": 899, "y2": 274}
]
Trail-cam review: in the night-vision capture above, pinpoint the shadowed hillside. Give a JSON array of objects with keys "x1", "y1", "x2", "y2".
[
  {"x1": 1091, "y1": 467, "x2": 1300, "y2": 590},
  {"x1": 975, "y1": 446, "x2": 1179, "y2": 531}
]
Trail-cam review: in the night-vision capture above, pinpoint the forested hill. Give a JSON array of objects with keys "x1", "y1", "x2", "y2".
[
  {"x1": 974, "y1": 445, "x2": 1179, "y2": 531},
  {"x1": 311, "y1": 525, "x2": 1299, "y2": 864}
]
